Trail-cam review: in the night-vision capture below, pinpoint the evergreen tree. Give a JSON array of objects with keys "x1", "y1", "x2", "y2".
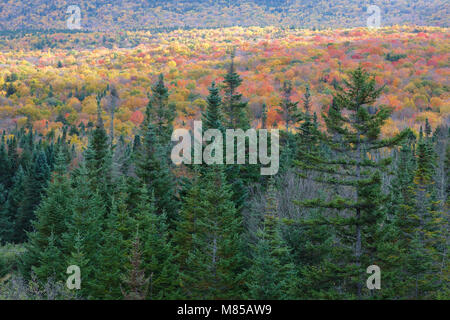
[
  {"x1": 296, "y1": 86, "x2": 320, "y2": 162},
  {"x1": 173, "y1": 171, "x2": 201, "y2": 269},
  {"x1": 7, "y1": 136, "x2": 19, "y2": 174},
  {"x1": 85, "y1": 94, "x2": 111, "y2": 202},
  {"x1": 32, "y1": 232, "x2": 64, "y2": 281},
  {"x1": 147, "y1": 74, "x2": 176, "y2": 145},
  {"x1": 246, "y1": 179, "x2": 295, "y2": 299},
  {"x1": 261, "y1": 103, "x2": 268, "y2": 129},
  {"x1": 132, "y1": 185, "x2": 179, "y2": 299},
  {"x1": 396, "y1": 127, "x2": 444, "y2": 298},
  {"x1": 180, "y1": 165, "x2": 245, "y2": 299},
  {"x1": 121, "y1": 232, "x2": 149, "y2": 300},
  {"x1": 21, "y1": 151, "x2": 72, "y2": 281},
  {"x1": 222, "y1": 56, "x2": 252, "y2": 210},
  {"x1": 92, "y1": 186, "x2": 130, "y2": 299},
  {"x1": 295, "y1": 67, "x2": 409, "y2": 299},
  {"x1": 1, "y1": 166, "x2": 25, "y2": 243},
  {"x1": 0, "y1": 141, "x2": 11, "y2": 189},
  {"x1": 389, "y1": 136, "x2": 417, "y2": 215},
  {"x1": 278, "y1": 80, "x2": 298, "y2": 133},
  {"x1": 223, "y1": 49, "x2": 249, "y2": 129},
  {"x1": 203, "y1": 82, "x2": 224, "y2": 132},
  {"x1": 62, "y1": 163, "x2": 105, "y2": 298},
  {"x1": 135, "y1": 118, "x2": 178, "y2": 225},
  {"x1": 65, "y1": 232, "x2": 90, "y2": 299},
  {"x1": 16, "y1": 150, "x2": 51, "y2": 242},
  {"x1": 0, "y1": 183, "x2": 10, "y2": 244}
]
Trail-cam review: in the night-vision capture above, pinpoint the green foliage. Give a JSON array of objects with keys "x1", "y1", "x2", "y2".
[
  {"x1": 121, "y1": 233, "x2": 149, "y2": 300},
  {"x1": 0, "y1": 243, "x2": 25, "y2": 278},
  {"x1": 385, "y1": 52, "x2": 407, "y2": 62},
  {"x1": 0, "y1": 64, "x2": 448, "y2": 300},
  {"x1": 135, "y1": 110, "x2": 178, "y2": 225},
  {"x1": 246, "y1": 180, "x2": 296, "y2": 299},
  {"x1": 21, "y1": 151, "x2": 72, "y2": 281},
  {"x1": 132, "y1": 185, "x2": 179, "y2": 299},
  {"x1": 179, "y1": 165, "x2": 245, "y2": 299},
  {"x1": 295, "y1": 67, "x2": 408, "y2": 299},
  {"x1": 85, "y1": 98, "x2": 112, "y2": 203},
  {"x1": 223, "y1": 50, "x2": 250, "y2": 130},
  {"x1": 148, "y1": 74, "x2": 176, "y2": 146},
  {"x1": 16, "y1": 151, "x2": 51, "y2": 242}
]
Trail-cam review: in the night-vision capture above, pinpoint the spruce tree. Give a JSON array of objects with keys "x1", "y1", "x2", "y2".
[
  {"x1": 261, "y1": 103, "x2": 268, "y2": 129},
  {"x1": 2, "y1": 166, "x2": 25, "y2": 243},
  {"x1": 135, "y1": 118, "x2": 178, "y2": 225},
  {"x1": 278, "y1": 80, "x2": 298, "y2": 133},
  {"x1": 7, "y1": 136, "x2": 19, "y2": 174},
  {"x1": 203, "y1": 82, "x2": 224, "y2": 132},
  {"x1": 21, "y1": 151, "x2": 72, "y2": 281},
  {"x1": 132, "y1": 185, "x2": 179, "y2": 299},
  {"x1": 396, "y1": 127, "x2": 445, "y2": 298},
  {"x1": 173, "y1": 172, "x2": 201, "y2": 270},
  {"x1": 92, "y1": 186, "x2": 130, "y2": 299},
  {"x1": 147, "y1": 74, "x2": 176, "y2": 146},
  {"x1": 121, "y1": 232, "x2": 149, "y2": 300},
  {"x1": 223, "y1": 49, "x2": 249, "y2": 129},
  {"x1": 85, "y1": 94, "x2": 111, "y2": 202},
  {"x1": 16, "y1": 150, "x2": 51, "y2": 242},
  {"x1": 0, "y1": 183, "x2": 10, "y2": 244},
  {"x1": 246, "y1": 179, "x2": 296, "y2": 300},
  {"x1": 180, "y1": 165, "x2": 245, "y2": 299},
  {"x1": 295, "y1": 67, "x2": 409, "y2": 298},
  {"x1": 296, "y1": 86, "x2": 320, "y2": 162},
  {"x1": 221, "y1": 55, "x2": 252, "y2": 210},
  {"x1": 0, "y1": 141, "x2": 11, "y2": 189},
  {"x1": 62, "y1": 163, "x2": 105, "y2": 298}
]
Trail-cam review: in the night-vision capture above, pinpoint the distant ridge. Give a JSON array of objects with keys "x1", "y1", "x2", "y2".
[{"x1": 0, "y1": 0, "x2": 448, "y2": 31}]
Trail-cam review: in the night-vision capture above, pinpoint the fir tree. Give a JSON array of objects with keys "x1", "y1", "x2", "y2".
[
  {"x1": 7, "y1": 136, "x2": 19, "y2": 174},
  {"x1": 21, "y1": 151, "x2": 72, "y2": 281},
  {"x1": 135, "y1": 118, "x2": 178, "y2": 225},
  {"x1": 16, "y1": 150, "x2": 51, "y2": 242},
  {"x1": 121, "y1": 232, "x2": 149, "y2": 300},
  {"x1": 397, "y1": 127, "x2": 445, "y2": 298},
  {"x1": 261, "y1": 103, "x2": 268, "y2": 129},
  {"x1": 32, "y1": 232, "x2": 64, "y2": 282},
  {"x1": 295, "y1": 67, "x2": 409, "y2": 298},
  {"x1": 85, "y1": 95, "x2": 109, "y2": 181},
  {"x1": 180, "y1": 165, "x2": 245, "y2": 299},
  {"x1": 132, "y1": 185, "x2": 179, "y2": 299},
  {"x1": 1, "y1": 166, "x2": 25, "y2": 243},
  {"x1": 147, "y1": 74, "x2": 176, "y2": 145},
  {"x1": 0, "y1": 183, "x2": 10, "y2": 244},
  {"x1": 296, "y1": 85, "x2": 320, "y2": 162},
  {"x1": 203, "y1": 82, "x2": 224, "y2": 132},
  {"x1": 0, "y1": 141, "x2": 11, "y2": 189},
  {"x1": 223, "y1": 49, "x2": 249, "y2": 129},
  {"x1": 278, "y1": 80, "x2": 298, "y2": 133},
  {"x1": 246, "y1": 179, "x2": 295, "y2": 299},
  {"x1": 62, "y1": 163, "x2": 105, "y2": 298},
  {"x1": 85, "y1": 94, "x2": 111, "y2": 201},
  {"x1": 221, "y1": 56, "x2": 252, "y2": 209},
  {"x1": 92, "y1": 187, "x2": 130, "y2": 299}
]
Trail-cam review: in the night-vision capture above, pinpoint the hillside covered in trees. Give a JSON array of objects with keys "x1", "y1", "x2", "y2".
[
  {"x1": 0, "y1": 26, "x2": 448, "y2": 145},
  {"x1": 0, "y1": 1, "x2": 448, "y2": 302},
  {"x1": 0, "y1": 0, "x2": 448, "y2": 31},
  {"x1": 0, "y1": 57, "x2": 448, "y2": 299}
]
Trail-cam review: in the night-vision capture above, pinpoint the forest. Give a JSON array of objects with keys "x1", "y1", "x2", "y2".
[
  {"x1": 0, "y1": 0, "x2": 448, "y2": 30},
  {"x1": 0, "y1": 2, "x2": 448, "y2": 300},
  {"x1": 0, "y1": 48, "x2": 448, "y2": 299}
]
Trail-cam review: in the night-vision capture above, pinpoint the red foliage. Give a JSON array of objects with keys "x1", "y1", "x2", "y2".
[{"x1": 130, "y1": 110, "x2": 144, "y2": 125}]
